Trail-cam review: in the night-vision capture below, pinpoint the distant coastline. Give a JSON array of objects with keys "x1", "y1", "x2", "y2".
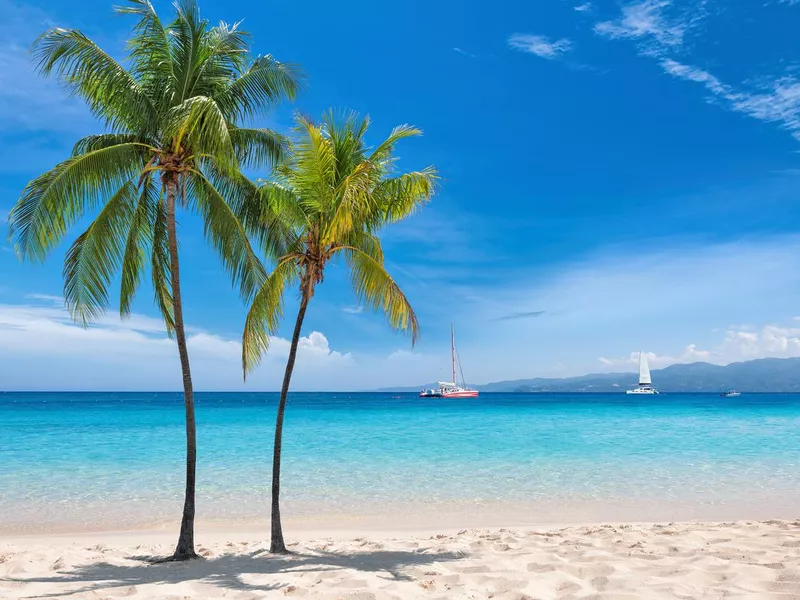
[{"x1": 382, "y1": 356, "x2": 800, "y2": 393}]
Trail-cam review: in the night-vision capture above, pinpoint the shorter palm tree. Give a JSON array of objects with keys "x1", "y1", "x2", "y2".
[{"x1": 242, "y1": 111, "x2": 437, "y2": 553}]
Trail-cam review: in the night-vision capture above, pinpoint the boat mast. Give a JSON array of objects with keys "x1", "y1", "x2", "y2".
[{"x1": 451, "y1": 323, "x2": 456, "y2": 385}]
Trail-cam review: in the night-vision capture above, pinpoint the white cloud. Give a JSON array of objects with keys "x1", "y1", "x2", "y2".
[
  {"x1": 342, "y1": 305, "x2": 364, "y2": 315},
  {"x1": 508, "y1": 34, "x2": 572, "y2": 60},
  {"x1": 601, "y1": 346, "x2": 712, "y2": 369},
  {"x1": 594, "y1": 0, "x2": 689, "y2": 49},
  {"x1": 574, "y1": 2, "x2": 593, "y2": 12},
  {"x1": 0, "y1": 299, "x2": 354, "y2": 390},
  {"x1": 599, "y1": 322, "x2": 800, "y2": 369}
]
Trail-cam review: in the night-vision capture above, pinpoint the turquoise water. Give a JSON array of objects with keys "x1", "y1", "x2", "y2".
[{"x1": 2, "y1": 392, "x2": 800, "y2": 532}]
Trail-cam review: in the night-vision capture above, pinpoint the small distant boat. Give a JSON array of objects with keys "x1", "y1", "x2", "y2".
[
  {"x1": 420, "y1": 324, "x2": 479, "y2": 399},
  {"x1": 626, "y1": 351, "x2": 659, "y2": 395},
  {"x1": 720, "y1": 390, "x2": 741, "y2": 397}
]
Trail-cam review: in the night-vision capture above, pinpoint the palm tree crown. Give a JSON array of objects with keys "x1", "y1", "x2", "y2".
[
  {"x1": 242, "y1": 111, "x2": 437, "y2": 374},
  {"x1": 9, "y1": 0, "x2": 300, "y2": 321}
]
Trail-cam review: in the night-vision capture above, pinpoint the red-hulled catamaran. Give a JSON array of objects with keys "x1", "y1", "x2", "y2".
[{"x1": 419, "y1": 324, "x2": 479, "y2": 398}]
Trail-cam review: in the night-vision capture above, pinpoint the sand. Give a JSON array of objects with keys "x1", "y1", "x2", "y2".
[{"x1": 3, "y1": 520, "x2": 800, "y2": 599}]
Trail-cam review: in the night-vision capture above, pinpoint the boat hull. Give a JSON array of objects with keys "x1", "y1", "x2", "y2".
[
  {"x1": 626, "y1": 387, "x2": 659, "y2": 395},
  {"x1": 441, "y1": 390, "x2": 479, "y2": 398}
]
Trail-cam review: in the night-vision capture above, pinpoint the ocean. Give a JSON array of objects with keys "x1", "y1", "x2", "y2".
[{"x1": 2, "y1": 392, "x2": 800, "y2": 533}]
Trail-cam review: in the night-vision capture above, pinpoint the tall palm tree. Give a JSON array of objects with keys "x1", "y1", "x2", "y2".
[
  {"x1": 241, "y1": 111, "x2": 437, "y2": 553},
  {"x1": 7, "y1": 0, "x2": 300, "y2": 560}
]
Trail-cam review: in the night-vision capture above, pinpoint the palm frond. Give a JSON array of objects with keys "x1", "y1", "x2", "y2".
[
  {"x1": 230, "y1": 127, "x2": 287, "y2": 169},
  {"x1": 291, "y1": 114, "x2": 336, "y2": 212},
  {"x1": 217, "y1": 55, "x2": 302, "y2": 122},
  {"x1": 63, "y1": 181, "x2": 140, "y2": 325},
  {"x1": 242, "y1": 258, "x2": 301, "y2": 377},
  {"x1": 372, "y1": 167, "x2": 437, "y2": 226},
  {"x1": 151, "y1": 195, "x2": 175, "y2": 336},
  {"x1": 190, "y1": 172, "x2": 267, "y2": 301},
  {"x1": 10, "y1": 143, "x2": 151, "y2": 261},
  {"x1": 322, "y1": 161, "x2": 376, "y2": 244},
  {"x1": 254, "y1": 180, "x2": 306, "y2": 258},
  {"x1": 120, "y1": 179, "x2": 158, "y2": 316},
  {"x1": 170, "y1": 0, "x2": 206, "y2": 103},
  {"x1": 33, "y1": 28, "x2": 156, "y2": 132},
  {"x1": 185, "y1": 20, "x2": 250, "y2": 99},
  {"x1": 203, "y1": 166, "x2": 302, "y2": 259},
  {"x1": 323, "y1": 109, "x2": 369, "y2": 181},
  {"x1": 337, "y1": 230, "x2": 384, "y2": 264},
  {"x1": 72, "y1": 133, "x2": 150, "y2": 156},
  {"x1": 369, "y1": 124, "x2": 423, "y2": 164},
  {"x1": 115, "y1": 0, "x2": 176, "y2": 106},
  {"x1": 339, "y1": 246, "x2": 419, "y2": 344}
]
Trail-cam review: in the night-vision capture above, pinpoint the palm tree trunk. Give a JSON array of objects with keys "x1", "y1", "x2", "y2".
[
  {"x1": 270, "y1": 288, "x2": 311, "y2": 554},
  {"x1": 165, "y1": 175, "x2": 199, "y2": 561}
]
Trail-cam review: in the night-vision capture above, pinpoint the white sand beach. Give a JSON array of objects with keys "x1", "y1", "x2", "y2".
[{"x1": 3, "y1": 520, "x2": 800, "y2": 599}]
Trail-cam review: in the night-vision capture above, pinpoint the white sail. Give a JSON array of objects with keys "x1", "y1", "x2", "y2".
[{"x1": 638, "y1": 351, "x2": 651, "y2": 385}]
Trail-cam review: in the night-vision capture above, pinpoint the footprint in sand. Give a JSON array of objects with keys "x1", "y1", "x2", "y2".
[{"x1": 527, "y1": 562, "x2": 557, "y2": 573}]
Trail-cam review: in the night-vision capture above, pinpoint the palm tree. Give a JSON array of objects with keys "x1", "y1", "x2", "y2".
[
  {"x1": 7, "y1": 0, "x2": 300, "y2": 560},
  {"x1": 241, "y1": 111, "x2": 437, "y2": 553}
]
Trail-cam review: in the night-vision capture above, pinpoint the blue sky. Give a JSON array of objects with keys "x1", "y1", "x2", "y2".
[{"x1": 2, "y1": 0, "x2": 800, "y2": 390}]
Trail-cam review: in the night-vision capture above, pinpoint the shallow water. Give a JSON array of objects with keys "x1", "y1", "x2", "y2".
[{"x1": 2, "y1": 392, "x2": 799, "y2": 532}]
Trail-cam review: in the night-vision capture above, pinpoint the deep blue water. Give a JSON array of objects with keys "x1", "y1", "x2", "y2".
[{"x1": 2, "y1": 392, "x2": 800, "y2": 531}]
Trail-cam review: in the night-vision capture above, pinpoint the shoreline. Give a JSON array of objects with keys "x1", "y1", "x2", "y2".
[{"x1": 4, "y1": 494, "x2": 799, "y2": 538}]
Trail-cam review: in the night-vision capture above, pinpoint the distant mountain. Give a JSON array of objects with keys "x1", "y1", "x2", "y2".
[{"x1": 379, "y1": 357, "x2": 800, "y2": 393}]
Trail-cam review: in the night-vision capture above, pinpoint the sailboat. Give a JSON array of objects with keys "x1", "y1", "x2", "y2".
[
  {"x1": 625, "y1": 351, "x2": 659, "y2": 395},
  {"x1": 419, "y1": 324, "x2": 479, "y2": 398}
]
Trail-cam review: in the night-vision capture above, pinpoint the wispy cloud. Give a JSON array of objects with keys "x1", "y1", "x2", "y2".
[
  {"x1": 659, "y1": 59, "x2": 728, "y2": 95},
  {"x1": 494, "y1": 310, "x2": 546, "y2": 321},
  {"x1": 594, "y1": 0, "x2": 692, "y2": 50},
  {"x1": 453, "y1": 47, "x2": 476, "y2": 58},
  {"x1": 594, "y1": 0, "x2": 800, "y2": 141},
  {"x1": 24, "y1": 293, "x2": 63, "y2": 305},
  {"x1": 342, "y1": 305, "x2": 364, "y2": 315},
  {"x1": 661, "y1": 59, "x2": 800, "y2": 140},
  {"x1": 574, "y1": 2, "x2": 593, "y2": 12},
  {"x1": 508, "y1": 34, "x2": 573, "y2": 60}
]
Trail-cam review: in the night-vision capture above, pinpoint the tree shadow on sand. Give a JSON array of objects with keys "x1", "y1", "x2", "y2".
[{"x1": 6, "y1": 547, "x2": 467, "y2": 598}]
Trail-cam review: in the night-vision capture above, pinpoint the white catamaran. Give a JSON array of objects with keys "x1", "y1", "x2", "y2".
[
  {"x1": 419, "y1": 324, "x2": 479, "y2": 398},
  {"x1": 626, "y1": 351, "x2": 659, "y2": 395}
]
